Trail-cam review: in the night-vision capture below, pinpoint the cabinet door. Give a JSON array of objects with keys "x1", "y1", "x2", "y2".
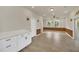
[
  {"x1": 23, "y1": 33, "x2": 32, "y2": 46},
  {"x1": 18, "y1": 33, "x2": 32, "y2": 51},
  {"x1": 18, "y1": 34, "x2": 27, "y2": 51}
]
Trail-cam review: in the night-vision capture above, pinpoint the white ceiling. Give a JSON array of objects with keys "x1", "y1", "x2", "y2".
[{"x1": 25, "y1": 6, "x2": 79, "y2": 19}]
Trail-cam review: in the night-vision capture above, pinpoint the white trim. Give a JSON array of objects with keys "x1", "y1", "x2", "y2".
[{"x1": 65, "y1": 32, "x2": 74, "y2": 39}]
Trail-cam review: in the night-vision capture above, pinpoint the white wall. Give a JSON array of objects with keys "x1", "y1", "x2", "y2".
[
  {"x1": 43, "y1": 18, "x2": 47, "y2": 27},
  {"x1": 65, "y1": 8, "x2": 79, "y2": 30},
  {"x1": 0, "y1": 7, "x2": 27, "y2": 33},
  {"x1": 0, "y1": 7, "x2": 40, "y2": 35},
  {"x1": 71, "y1": 8, "x2": 79, "y2": 39},
  {"x1": 65, "y1": 17, "x2": 74, "y2": 30},
  {"x1": 65, "y1": 8, "x2": 79, "y2": 39},
  {"x1": 37, "y1": 17, "x2": 43, "y2": 32}
]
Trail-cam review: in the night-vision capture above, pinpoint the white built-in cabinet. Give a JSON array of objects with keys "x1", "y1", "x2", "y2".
[
  {"x1": 0, "y1": 30, "x2": 32, "y2": 52},
  {"x1": 0, "y1": 36, "x2": 18, "y2": 52},
  {"x1": 30, "y1": 17, "x2": 43, "y2": 37},
  {"x1": 30, "y1": 17, "x2": 37, "y2": 37}
]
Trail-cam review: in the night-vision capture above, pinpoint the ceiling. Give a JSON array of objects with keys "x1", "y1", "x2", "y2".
[{"x1": 25, "y1": 6, "x2": 79, "y2": 19}]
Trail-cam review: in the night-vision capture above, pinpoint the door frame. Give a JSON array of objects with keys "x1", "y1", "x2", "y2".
[{"x1": 73, "y1": 16, "x2": 79, "y2": 40}]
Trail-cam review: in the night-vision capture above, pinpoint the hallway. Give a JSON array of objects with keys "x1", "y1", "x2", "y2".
[{"x1": 21, "y1": 31, "x2": 79, "y2": 52}]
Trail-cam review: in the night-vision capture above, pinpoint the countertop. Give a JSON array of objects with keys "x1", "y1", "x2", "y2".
[{"x1": 0, "y1": 29, "x2": 30, "y2": 39}]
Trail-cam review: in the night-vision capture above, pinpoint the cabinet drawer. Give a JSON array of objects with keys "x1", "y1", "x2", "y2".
[
  {"x1": 0, "y1": 33, "x2": 31, "y2": 52},
  {"x1": 0, "y1": 35, "x2": 20, "y2": 45},
  {"x1": 2, "y1": 42, "x2": 17, "y2": 52},
  {"x1": 0, "y1": 36, "x2": 19, "y2": 52}
]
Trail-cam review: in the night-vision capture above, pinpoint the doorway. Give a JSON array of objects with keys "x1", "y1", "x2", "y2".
[
  {"x1": 46, "y1": 20, "x2": 60, "y2": 28},
  {"x1": 75, "y1": 17, "x2": 79, "y2": 40}
]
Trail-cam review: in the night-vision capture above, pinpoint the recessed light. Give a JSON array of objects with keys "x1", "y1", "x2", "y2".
[{"x1": 50, "y1": 8, "x2": 54, "y2": 11}]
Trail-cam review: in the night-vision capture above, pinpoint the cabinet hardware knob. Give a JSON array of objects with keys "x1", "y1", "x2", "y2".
[
  {"x1": 6, "y1": 39, "x2": 11, "y2": 41},
  {"x1": 6, "y1": 45, "x2": 11, "y2": 48}
]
